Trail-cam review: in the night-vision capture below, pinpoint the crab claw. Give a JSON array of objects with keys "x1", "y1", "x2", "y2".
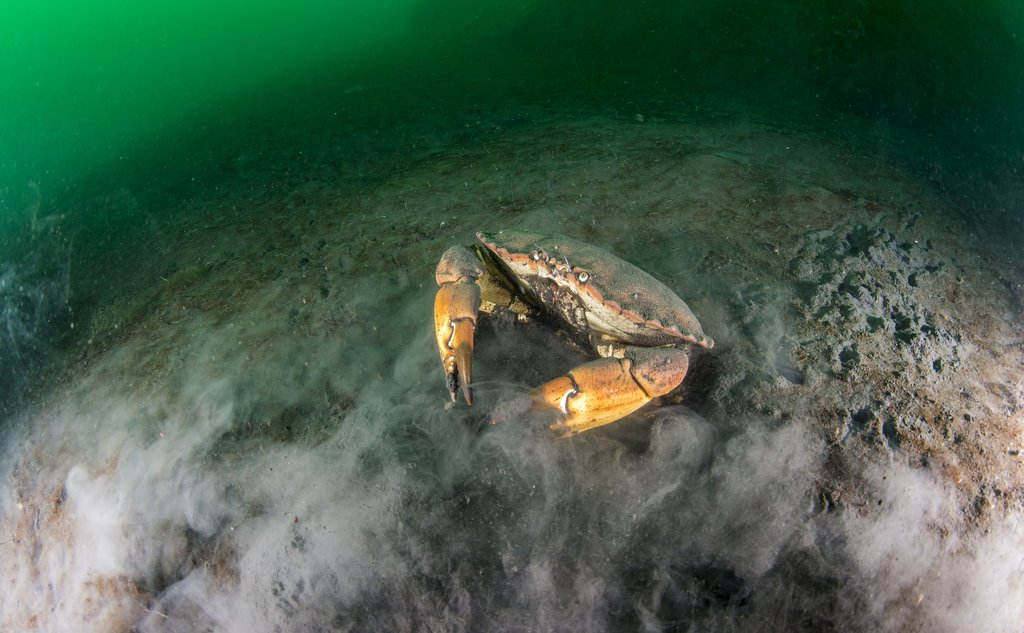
[
  {"x1": 522, "y1": 347, "x2": 690, "y2": 436},
  {"x1": 434, "y1": 246, "x2": 483, "y2": 405}
]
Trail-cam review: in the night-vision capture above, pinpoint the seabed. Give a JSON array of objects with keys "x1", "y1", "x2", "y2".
[{"x1": 2, "y1": 76, "x2": 1023, "y2": 632}]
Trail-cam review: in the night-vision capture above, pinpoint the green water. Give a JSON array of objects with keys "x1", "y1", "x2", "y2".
[
  {"x1": 3, "y1": 0, "x2": 1022, "y2": 202},
  {"x1": 2, "y1": 0, "x2": 1023, "y2": 408},
  {"x1": 1, "y1": 1, "x2": 405, "y2": 185}
]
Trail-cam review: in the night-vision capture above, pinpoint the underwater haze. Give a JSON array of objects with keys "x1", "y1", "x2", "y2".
[
  {"x1": 3, "y1": 0, "x2": 1024, "y2": 199},
  {"x1": 2, "y1": 1, "x2": 1024, "y2": 632}
]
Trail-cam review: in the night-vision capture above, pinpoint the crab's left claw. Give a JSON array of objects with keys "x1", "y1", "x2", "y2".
[
  {"x1": 434, "y1": 246, "x2": 484, "y2": 405},
  {"x1": 493, "y1": 347, "x2": 690, "y2": 436}
]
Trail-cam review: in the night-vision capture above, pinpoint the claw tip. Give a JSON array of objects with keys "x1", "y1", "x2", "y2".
[{"x1": 455, "y1": 343, "x2": 473, "y2": 406}]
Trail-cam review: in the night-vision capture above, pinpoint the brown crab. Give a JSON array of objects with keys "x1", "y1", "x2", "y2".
[{"x1": 433, "y1": 230, "x2": 713, "y2": 436}]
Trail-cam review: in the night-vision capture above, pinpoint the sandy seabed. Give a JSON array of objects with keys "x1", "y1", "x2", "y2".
[{"x1": 2, "y1": 110, "x2": 1023, "y2": 632}]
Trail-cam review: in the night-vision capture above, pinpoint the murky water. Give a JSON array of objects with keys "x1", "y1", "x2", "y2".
[{"x1": 2, "y1": 2, "x2": 1023, "y2": 631}]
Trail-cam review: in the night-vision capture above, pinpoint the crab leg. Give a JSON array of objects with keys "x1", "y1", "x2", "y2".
[
  {"x1": 434, "y1": 246, "x2": 484, "y2": 405},
  {"x1": 502, "y1": 347, "x2": 690, "y2": 436}
]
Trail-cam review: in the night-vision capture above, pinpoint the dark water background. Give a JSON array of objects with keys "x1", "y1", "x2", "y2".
[{"x1": 4, "y1": 0, "x2": 1022, "y2": 188}]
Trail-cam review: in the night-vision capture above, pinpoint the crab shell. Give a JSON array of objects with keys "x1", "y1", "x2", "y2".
[{"x1": 475, "y1": 230, "x2": 714, "y2": 350}]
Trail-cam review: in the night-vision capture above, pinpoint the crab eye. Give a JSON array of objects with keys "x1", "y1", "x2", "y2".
[
  {"x1": 577, "y1": 271, "x2": 590, "y2": 283},
  {"x1": 531, "y1": 250, "x2": 543, "y2": 261}
]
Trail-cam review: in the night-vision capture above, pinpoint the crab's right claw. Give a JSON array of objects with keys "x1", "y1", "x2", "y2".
[
  {"x1": 434, "y1": 246, "x2": 483, "y2": 405},
  {"x1": 434, "y1": 281, "x2": 479, "y2": 404}
]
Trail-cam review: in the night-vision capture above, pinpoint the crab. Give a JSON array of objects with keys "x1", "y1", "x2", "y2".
[{"x1": 433, "y1": 230, "x2": 714, "y2": 436}]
